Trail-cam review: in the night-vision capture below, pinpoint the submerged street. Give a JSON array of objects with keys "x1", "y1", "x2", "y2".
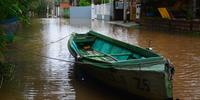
[{"x1": 0, "y1": 18, "x2": 200, "y2": 100}]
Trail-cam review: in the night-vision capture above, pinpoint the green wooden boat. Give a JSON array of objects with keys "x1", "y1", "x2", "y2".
[{"x1": 68, "y1": 31, "x2": 174, "y2": 99}]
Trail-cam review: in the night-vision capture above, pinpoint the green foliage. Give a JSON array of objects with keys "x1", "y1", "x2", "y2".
[
  {"x1": 0, "y1": 51, "x2": 4, "y2": 63},
  {"x1": 30, "y1": 0, "x2": 48, "y2": 17},
  {"x1": 63, "y1": 9, "x2": 70, "y2": 18},
  {"x1": 0, "y1": 29, "x2": 6, "y2": 64},
  {"x1": 0, "y1": 38, "x2": 15, "y2": 84},
  {"x1": 0, "y1": 62, "x2": 15, "y2": 84},
  {"x1": 94, "y1": 0, "x2": 110, "y2": 4},
  {"x1": 0, "y1": 36, "x2": 6, "y2": 52},
  {"x1": 0, "y1": 0, "x2": 30, "y2": 24},
  {"x1": 79, "y1": 0, "x2": 91, "y2": 6},
  {"x1": 0, "y1": 29, "x2": 6, "y2": 52}
]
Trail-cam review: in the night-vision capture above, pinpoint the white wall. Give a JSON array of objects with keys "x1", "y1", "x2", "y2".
[
  {"x1": 93, "y1": 3, "x2": 112, "y2": 21},
  {"x1": 70, "y1": 6, "x2": 91, "y2": 19}
]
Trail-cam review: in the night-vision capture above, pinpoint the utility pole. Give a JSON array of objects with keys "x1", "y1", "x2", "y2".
[
  {"x1": 123, "y1": 0, "x2": 127, "y2": 23},
  {"x1": 47, "y1": 3, "x2": 49, "y2": 18},
  {"x1": 112, "y1": 0, "x2": 115, "y2": 20},
  {"x1": 192, "y1": 0, "x2": 196, "y2": 19},
  {"x1": 74, "y1": 0, "x2": 77, "y2": 6},
  {"x1": 91, "y1": 0, "x2": 95, "y2": 20}
]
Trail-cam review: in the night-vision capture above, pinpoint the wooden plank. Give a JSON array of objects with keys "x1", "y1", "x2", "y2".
[
  {"x1": 110, "y1": 53, "x2": 132, "y2": 56},
  {"x1": 82, "y1": 49, "x2": 118, "y2": 61},
  {"x1": 158, "y1": 8, "x2": 171, "y2": 19}
]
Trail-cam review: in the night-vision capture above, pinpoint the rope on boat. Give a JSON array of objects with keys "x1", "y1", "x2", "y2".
[
  {"x1": 16, "y1": 33, "x2": 71, "y2": 48},
  {"x1": 12, "y1": 45, "x2": 85, "y2": 64},
  {"x1": 33, "y1": 53, "x2": 83, "y2": 64},
  {"x1": 43, "y1": 34, "x2": 71, "y2": 47},
  {"x1": 10, "y1": 33, "x2": 87, "y2": 64}
]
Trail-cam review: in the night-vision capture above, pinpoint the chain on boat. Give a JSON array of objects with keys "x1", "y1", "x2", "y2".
[{"x1": 165, "y1": 59, "x2": 175, "y2": 80}]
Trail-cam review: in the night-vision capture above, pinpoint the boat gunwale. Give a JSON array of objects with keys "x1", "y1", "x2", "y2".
[
  {"x1": 77, "y1": 60, "x2": 166, "y2": 73},
  {"x1": 87, "y1": 31, "x2": 161, "y2": 58},
  {"x1": 80, "y1": 56, "x2": 166, "y2": 70}
]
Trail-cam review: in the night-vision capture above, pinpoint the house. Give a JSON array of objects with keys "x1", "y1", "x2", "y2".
[
  {"x1": 112, "y1": 0, "x2": 137, "y2": 21},
  {"x1": 93, "y1": 0, "x2": 138, "y2": 21},
  {"x1": 138, "y1": 0, "x2": 200, "y2": 19}
]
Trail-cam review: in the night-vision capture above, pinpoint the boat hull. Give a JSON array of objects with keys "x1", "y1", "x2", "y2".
[{"x1": 75, "y1": 62, "x2": 172, "y2": 100}]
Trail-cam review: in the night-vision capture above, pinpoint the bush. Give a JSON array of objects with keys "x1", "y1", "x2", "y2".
[
  {"x1": 0, "y1": 0, "x2": 30, "y2": 24},
  {"x1": 79, "y1": 0, "x2": 91, "y2": 6},
  {"x1": 0, "y1": 62, "x2": 15, "y2": 88},
  {"x1": 0, "y1": 29, "x2": 6, "y2": 52}
]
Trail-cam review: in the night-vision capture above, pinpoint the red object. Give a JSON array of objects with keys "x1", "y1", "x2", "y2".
[{"x1": 60, "y1": 2, "x2": 70, "y2": 9}]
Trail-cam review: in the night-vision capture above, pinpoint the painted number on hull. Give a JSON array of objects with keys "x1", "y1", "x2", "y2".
[{"x1": 133, "y1": 77, "x2": 151, "y2": 92}]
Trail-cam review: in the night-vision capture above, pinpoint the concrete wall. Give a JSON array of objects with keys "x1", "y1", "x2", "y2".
[
  {"x1": 70, "y1": 6, "x2": 91, "y2": 19},
  {"x1": 140, "y1": 18, "x2": 200, "y2": 32}
]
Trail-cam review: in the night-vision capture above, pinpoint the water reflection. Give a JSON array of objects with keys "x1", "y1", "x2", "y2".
[
  {"x1": 1, "y1": 18, "x2": 200, "y2": 100},
  {"x1": 137, "y1": 30, "x2": 200, "y2": 99}
]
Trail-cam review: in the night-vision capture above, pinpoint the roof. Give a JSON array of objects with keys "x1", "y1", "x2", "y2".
[{"x1": 60, "y1": 2, "x2": 70, "y2": 8}]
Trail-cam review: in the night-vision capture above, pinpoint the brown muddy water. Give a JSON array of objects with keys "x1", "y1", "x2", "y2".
[{"x1": 0, "y1": 18, "x2": 200, "y2": 100}]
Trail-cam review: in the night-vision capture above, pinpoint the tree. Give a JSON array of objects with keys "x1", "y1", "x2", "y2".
[
  {"x1": 0, "y1": 0, "x2": 33, "y2": 24},
  {"x1": 79, "y1": 0, "x2": 90, "y2": 6}
]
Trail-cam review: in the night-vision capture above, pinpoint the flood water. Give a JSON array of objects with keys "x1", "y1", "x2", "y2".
[{"x1": 0, "y1": 18, "x2": 200, "y2": 100}]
